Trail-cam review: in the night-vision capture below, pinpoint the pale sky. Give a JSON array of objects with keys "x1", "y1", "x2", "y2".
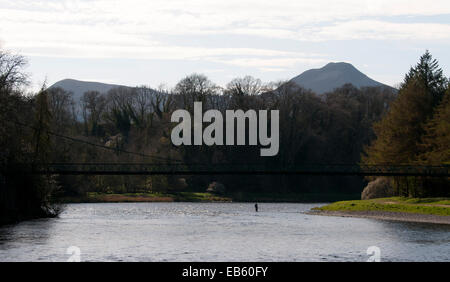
[{"x1": 1, "y1": 0, "x2": 450, "y2": 91}]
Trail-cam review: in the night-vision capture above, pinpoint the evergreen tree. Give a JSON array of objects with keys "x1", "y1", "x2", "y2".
[
  {"x1": 418, "y1": 86, "x2": 450, "y2": 164},
  {"x1": 403, "y1": 50, "x2": 448, "y2": 106},
  {"x1": 415, "y1": 85, "x2": 450, "y2": 196},
  {"x1": 363, "y1": 51, "x2": 448, "y2": 197},
  {"x1": 363, "y1": 77, "x2": 433, "y2": 165}
]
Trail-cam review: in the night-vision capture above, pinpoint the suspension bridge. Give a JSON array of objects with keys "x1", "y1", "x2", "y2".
[
  {"x1": 7, "y1": 163, "x2": 450, "y2": 177},
  {"x1": 5, "y1": 120, "x2": 450, "y2": 177}
]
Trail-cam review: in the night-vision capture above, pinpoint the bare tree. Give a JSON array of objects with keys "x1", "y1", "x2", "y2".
[
  {"x1": 225, "y1": 75, "x2": 265, "y2": 109},
  {"x1": 81, "y1": 91, "x2": 106, "y2": 136},
  {"x1": 134, "y1": 86, "x2": 154, "y2": 123},
  {"x1": 47, "y1": 87, "x2": 76, "y2": 131},
  {"x1": 174, "y1": 74, "x2": 220, "y2": 112},
  {"x1": 226, "y1": 75, "x2": 263, "y2": 96},
  {"x1": 0, "y1": 49, "x2": 28, "y2": 93}
]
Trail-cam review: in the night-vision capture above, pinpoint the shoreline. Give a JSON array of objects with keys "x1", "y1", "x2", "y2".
[
  {"x1": 310, "y1": 197, "x2": 450, "y2": 225},
  {"x1": 309, "y1": 210, "x2": 450, "y2": 225},
  {"x1": 58, "y1": 192, "x2": 360, "y2": 204},
  {"x1": 58, "y1": 192, "x2": 232, "y2": 203}
]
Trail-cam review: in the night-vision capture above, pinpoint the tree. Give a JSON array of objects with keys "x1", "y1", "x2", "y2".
[
  {"x1": 0, "y1": 49, "x2": 60, "y2": 223},
  {"x1": 225, "y1": 76, "x2": 264, "y2": 109},
  {"x1": 415, "y1": 85, "x2": 450, "y2": 196},
  {"x1": 226, "y1": 76, "x2": 263, "y2": 96},
  {"x1": 133, "y1": 86, "x2": 154, "y2": 127},
  {"x1": 33, "y1": 87, "x2": 52, "y2": 163},
  {"x1": 418, "y1": 86, "x2": 450, "y2": 164},
  {"x1": 174, "y1": 74, "x2": 219, "y2": 112},
  {"x1": 0, "y1": 50, "x2": 28, "y2": 93},
  {"x1": 403, "y1": 50, "x2": 448, "y2": 106},
  {"x1": 81, "y1": 91, "x2": 106, "y2": 136},
  {"x1": 363, "y1": 77, "x2": 432, "y2": 165},
  {"x1": 364, "y1": 51, "x2": 446, "y2": 165},
  {"x1": 47, "y1": 87, "x2": 76, "y2": 132},
  {"x1": 363, "y1": 51, "x2": 448, "y2": 197}
]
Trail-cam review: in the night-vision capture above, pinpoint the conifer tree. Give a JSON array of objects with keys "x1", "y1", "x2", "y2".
[
  {"x1": 403, "y1": 50, "x2": 448, "y2": 106},
  {"x1": 363, "y1": 51, "x2": 448, "y2": 196},
  {"x1": 363, "y1": 77, "x2": 433, "y2": 165},
  {"x1": 419, "y1": 86, "x2": 450, "y2": 164}
]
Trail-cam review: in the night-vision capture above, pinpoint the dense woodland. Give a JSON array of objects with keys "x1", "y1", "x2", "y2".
[{"x1": 0, "y1": 49, "x2": 449, "y2": 223}]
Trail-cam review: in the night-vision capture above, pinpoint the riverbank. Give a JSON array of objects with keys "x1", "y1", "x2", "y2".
[
  {"x1": 311, "y1": 197, "x2": 450, "y2": 224},
  {"x1": 60, "y1": 192, "x2": 232, "y2": 203},
  {"x1": 59, "y1": 192, "x2": 360, "y2": 203}
]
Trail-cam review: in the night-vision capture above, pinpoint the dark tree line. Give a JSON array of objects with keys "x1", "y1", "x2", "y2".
[
  {"x1": 37, "y1": 73, "x2": 397, "y2": 197},
  {"x1": 1, "y1": 49, "x2": 448, "y2": 224},
  {"x1": 1, "y1": 51, "x2": 60, "y2": 224}
]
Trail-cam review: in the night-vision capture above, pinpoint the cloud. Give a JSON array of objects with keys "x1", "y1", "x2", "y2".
[
  {"x1": 301, "y1": 20, "x2": 450, "y2": 41},
  {"x1": 0, "y1": 0, "x2": 449, "y2": 74},
  {"x1": 210, "y1": 57, "x2": 327, "y2": 69}
]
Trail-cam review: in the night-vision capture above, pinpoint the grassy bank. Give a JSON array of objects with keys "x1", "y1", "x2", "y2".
[
  {"x1": 313, "y1": 197, "x2": 450, "y2": 216},
  {"x1": 59, "y1": 192, "x2": 361, "y2": 203}
]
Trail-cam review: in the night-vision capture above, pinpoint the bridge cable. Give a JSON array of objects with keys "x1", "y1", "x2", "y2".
[{"x1": 7, "y1": 119, "x2": 182, "y2": 163}]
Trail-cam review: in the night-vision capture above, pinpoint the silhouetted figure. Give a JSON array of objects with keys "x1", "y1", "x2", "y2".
[{"x1": 255, "y1": 203, "x2": 258, "y2": 212}]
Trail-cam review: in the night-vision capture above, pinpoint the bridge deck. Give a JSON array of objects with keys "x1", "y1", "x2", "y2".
[{"x1": 7, "y1": 163, "x2": 450, "y2": 177}]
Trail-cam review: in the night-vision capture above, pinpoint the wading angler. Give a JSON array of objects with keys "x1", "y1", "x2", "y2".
[{"x1": 171, "y1": 102, "x2": 279, "y2": 156}]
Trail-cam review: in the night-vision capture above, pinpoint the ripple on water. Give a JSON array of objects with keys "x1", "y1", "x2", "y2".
[{"x1": 0, "y1": 202, "x2": 449, "y2": 262}]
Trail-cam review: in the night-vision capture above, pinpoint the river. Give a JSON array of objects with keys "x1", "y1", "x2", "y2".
[{"x1": 0, "y1": 202, "x2": 449, "y2": 261}]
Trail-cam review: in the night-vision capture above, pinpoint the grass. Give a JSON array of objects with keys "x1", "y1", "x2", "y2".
[{"x1": 313, "y1": 197, "x2": 450, "y2": 216}]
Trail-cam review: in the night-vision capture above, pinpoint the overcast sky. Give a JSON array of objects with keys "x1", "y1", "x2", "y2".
[{"x1": 1, "y1": 0, "x2": 450, "y2": 91}]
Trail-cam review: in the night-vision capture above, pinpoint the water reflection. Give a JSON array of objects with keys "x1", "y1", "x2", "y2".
[
  {"x1": 0, "y1": 203, "x2": 448, "y2": 262},
  {"x1": 0, "y1": 218, "x2": 55, "y2": 246}
]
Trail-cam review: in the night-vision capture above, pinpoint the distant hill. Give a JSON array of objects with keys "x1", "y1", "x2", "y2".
[
  {"x1": 49, "y1": 79, "x2": 130, "y2": 101},
  {"x1": 290, "y1": 62, "x2": 394, "y2": 94},
  {"x1": 51, "y1": 65, "x2": 395, "y2": 101}
]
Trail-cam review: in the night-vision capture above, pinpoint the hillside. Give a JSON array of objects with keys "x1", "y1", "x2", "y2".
[
  {"x1": 49, "y1": 79, "x2": 130, "y2": 101},
  {"x1": 290, "y1": 62, "x2": 394, "y2": 94}
]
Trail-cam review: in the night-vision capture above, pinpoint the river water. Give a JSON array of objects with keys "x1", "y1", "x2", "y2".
[{"x1": 0, "y1": 202, "x2": 449, "y2": 261}]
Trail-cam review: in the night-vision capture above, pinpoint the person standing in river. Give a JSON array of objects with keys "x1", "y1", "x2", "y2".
[{"x1": 255, "y1": 203, "x2": 258, "y2": 212}]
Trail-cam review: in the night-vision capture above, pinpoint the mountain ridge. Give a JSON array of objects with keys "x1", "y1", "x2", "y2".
[
  {"x1": 49, "y1": 79, "x2": 131, "y2": 101},
  {"x1": 289, "y1": 62, "x2": 394, "y2": 94},
  {"x1": 50, "y1": 63, "x2": 395, "y2": 99}
]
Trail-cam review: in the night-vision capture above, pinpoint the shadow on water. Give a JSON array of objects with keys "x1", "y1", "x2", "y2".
[{"x1": 0, "y1": 218, "x2": 57, "y2": 248}]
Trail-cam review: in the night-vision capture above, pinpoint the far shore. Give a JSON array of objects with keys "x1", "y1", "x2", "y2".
[
  {"x1": 57, "y1": 191, "x2": 360, "y2": 204},
  {"x1": 57, "y1": 193, "x2": 450, "y2": 225},
  {"x1": 311, "y1": 197, "x2": 450, "y2": 225}
]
